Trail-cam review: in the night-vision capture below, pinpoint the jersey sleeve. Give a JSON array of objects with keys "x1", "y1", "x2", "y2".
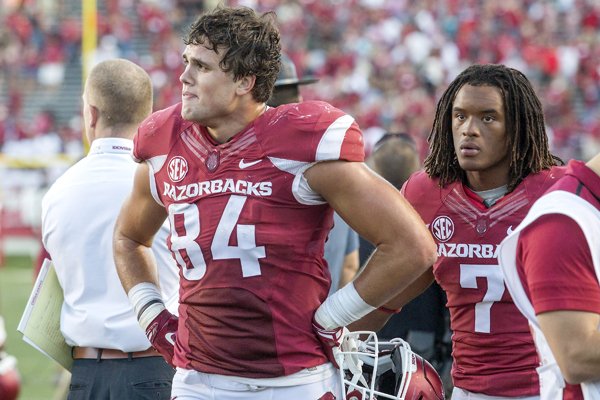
[
  {"x1": 517, "y1": 213, "x2": 600, "y2": 315},
  {"x1": 261, "y1": 101, "x2": 364, "y2": 163},
  {"x1": 401, "y1": 170, "x2": 433, "y2": 204},
  {"x1": 133, "y1": 102, "x2": 187, "y2": 162}
]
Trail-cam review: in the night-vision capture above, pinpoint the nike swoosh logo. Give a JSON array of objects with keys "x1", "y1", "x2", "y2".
[
  {"x1": 239, "y1": 159, "x2": 262, "y2": 169},
  {"x1": 165, "y1": 332, "x2": 176, "y2": 346},
  {"x1": 506, "y1": 225, "x2": 514, "y2": 235}
]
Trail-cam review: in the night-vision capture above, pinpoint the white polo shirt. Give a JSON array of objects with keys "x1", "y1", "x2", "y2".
[{"x1": 41, "y1": 138, "x2": 179, "y2": 352}]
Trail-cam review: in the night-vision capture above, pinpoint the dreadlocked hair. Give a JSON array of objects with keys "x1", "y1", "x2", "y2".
[{"x1": 424, "y1": 64, "x2": 563, "y2": 192}]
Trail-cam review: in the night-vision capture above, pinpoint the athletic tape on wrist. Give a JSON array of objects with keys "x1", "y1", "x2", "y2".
[
  {"x1": 314, "y1": 282, "x2": 376, "y2": 330},
  {"x1": 128, "y1": 282, "x2": 165, "y2": 331}
]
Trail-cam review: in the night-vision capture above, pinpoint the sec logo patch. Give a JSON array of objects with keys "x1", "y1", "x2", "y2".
[
  {"x1": 168, "y1": 156, "x2": 188, "y2": 182},
  {"x1": 431, "y1": 215, "x2": 454, "y2": 242}
]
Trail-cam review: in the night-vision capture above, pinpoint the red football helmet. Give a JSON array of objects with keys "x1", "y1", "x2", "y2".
[
  {"x1": 334, "y1": 331, "x2": 444, "y2": 400},
  {"x1": 0, "y1": 353, "x2": 20, "y2": 400}
]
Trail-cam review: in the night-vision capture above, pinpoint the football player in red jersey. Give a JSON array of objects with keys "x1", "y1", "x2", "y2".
[
  {"x1": 352, "y1": 64, "x2": 566, "y2": 400},
  {"x1": 500, "y1": 150, "x2": 600, "y2": 399},
  {"x1": 113, "y1": 6, "x2": 437, "y2": 400}
]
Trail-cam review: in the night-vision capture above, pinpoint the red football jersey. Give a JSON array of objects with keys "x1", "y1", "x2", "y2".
[
  {"x1": 515, "y1": 159, "x2": 600, "y2": 400},
  {"x1": 134, "y1": 101, "x2": 364, "y2": 378},
  {"x1": 402, "y1": 166, "x2": 565, "y2": 396}
]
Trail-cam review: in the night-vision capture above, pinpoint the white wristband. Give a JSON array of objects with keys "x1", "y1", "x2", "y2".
[
  {"x1": 128, "y1": 282, "x2": 165, "y2": 331},
  {"x1": 314, "y1": 282, "x2": 376, "y2": 329}
]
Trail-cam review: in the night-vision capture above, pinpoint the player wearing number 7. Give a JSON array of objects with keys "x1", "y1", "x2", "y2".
[
  {"x1": 113, "y1": 6, "x2": 437, "y2": 400},
  {"x1": 352, "y1": 64, "x2": 565, "y2": 399}
]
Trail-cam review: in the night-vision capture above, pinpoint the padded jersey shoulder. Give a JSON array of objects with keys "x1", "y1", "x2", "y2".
[
  {"x1": 256, "y1": 100, "x2": 365, "y2": 163},
  {"x1": 402, "y1": 170, "x2": 444, "y2": 202},
  {"x1": 133, "y1": 102, "x2": 194, "y2": 162}
]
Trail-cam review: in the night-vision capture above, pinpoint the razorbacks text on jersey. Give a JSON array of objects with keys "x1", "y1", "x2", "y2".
[
  {"x1": 133, "y1": 101, "x2": 364, "y2": 378},
  {"x1": 402, "y1": 167, "x2": 565, "y2": 396}
]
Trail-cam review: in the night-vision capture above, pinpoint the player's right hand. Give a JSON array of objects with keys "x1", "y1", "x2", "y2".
[
  {"x1": 145, "y1": 309, "x2": 178, "y2": 367},
  {"x1": 312, "y1": 317, "x2": 344, "y2": 369}
]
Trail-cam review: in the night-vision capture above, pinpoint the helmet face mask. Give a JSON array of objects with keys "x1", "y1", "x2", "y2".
[{"x1": 335, "y1": 331, "x2": 445, "y2": 400}]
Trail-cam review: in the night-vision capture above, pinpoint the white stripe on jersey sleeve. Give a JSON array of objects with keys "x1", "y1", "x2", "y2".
[
  {"x1": 316, "y1": 114, "x2": 355, "y2": 161},
  {"x1": 269, "y1": 157, "x2": 326, "y2": 205},
  {"x1": 146, "y1": 155, "x2": 167, "y2": 207}
]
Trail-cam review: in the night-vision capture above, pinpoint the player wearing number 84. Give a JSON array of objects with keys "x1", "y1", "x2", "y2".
[{"x1": 113, "y1": 6, "x2": 437, "y2": 400}]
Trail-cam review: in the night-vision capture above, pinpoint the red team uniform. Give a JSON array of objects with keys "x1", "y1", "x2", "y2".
[
  {"x1": 402, "y1": 166, "x2": 565, "y2": 396},
  {"x1": 502, "y1": 160, "x2": 600, "y2": 400},
  {"x1": 133, "y1": 101, "x2": 364, "y2": 378}
]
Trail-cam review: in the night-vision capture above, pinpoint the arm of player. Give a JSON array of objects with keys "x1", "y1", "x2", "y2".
[
  {"x1": 113, "y1": 162, "x2": 178, "y2": 366},
  {"x1": 538, "y1": 310, "x2": 600, "y2": 384},
  {"x1": 306, "y1": 160, "x2": 437, "y2": 313},
  {"x1": 114, "y1": 162, "x2": 167, "y2": 290},
  {"x1": 305, "y1": 161, "x2": 437, "y2": 364},
  {"x1": 349, "y1": 268, "x2": 435, "y2": 332}
]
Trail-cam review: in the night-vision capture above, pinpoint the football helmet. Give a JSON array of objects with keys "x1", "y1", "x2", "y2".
[{"x1": 334, "y1": 331, "x2": 445, "y2": 400}]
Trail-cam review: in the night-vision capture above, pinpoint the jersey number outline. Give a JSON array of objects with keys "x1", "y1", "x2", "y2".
[
  {"x1": 168, "y1": 195, "x2": 266, "y2": 280},
  {"x1": 459, "y1": 264, "x2": 506, "y2": 333}
]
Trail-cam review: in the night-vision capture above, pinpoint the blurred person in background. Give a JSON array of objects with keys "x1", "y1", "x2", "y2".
[
  {"x1": 359, "y1": 132, "x2": 422, "y2": 265},
  {"x1": 359, "y1": 132, "x2": 453, "y2": 393},
  {"x1": 267, "y1": 53, "x2": 360, "y2": 296},
  {"x1": 500, "y1": 148, "x2": 600, "y2": 398},
  {"x1": 113, "y1": 6, "x2": 437, "y2": 399},
  {"x1": 0, "y1": 315, "x2": 20, "y2": 400},
  {"x1": 353, "y1": 63, "x2": 566, "y2": 400},
  {"x1": 41, "y1": 58, "x2": 178, "y2": 400}
]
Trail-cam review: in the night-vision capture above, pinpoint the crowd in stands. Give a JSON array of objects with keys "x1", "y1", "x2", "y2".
[{"x1": 1, "y1": 0, "x2": 600, "y2": 162}]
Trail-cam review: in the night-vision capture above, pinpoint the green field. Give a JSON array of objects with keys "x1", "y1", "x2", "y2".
[{"x1": 0, "y1": 255, "x2": 65, "y2": 400}]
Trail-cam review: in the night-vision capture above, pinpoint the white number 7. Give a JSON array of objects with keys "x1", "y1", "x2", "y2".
[
  {"x1": 168, "y1": 195, "x2": 266, "y2": 281},
  {"x1": 459, "y1": 264, "x2": 505, "y2": 333}
]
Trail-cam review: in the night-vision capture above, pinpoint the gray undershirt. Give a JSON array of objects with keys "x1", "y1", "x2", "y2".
[{"x1": 474, "y1": 185, "x2": 508, "y2": 208}]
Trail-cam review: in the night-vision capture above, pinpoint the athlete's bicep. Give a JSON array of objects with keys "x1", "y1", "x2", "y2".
[
  {"x1": 305, "y1": 161, "x2": 437, "y2": 305},
  {"x1": 115, "y1": 162, "x2": 168, "y2": 247},
  {"x1": 537, "y1": 310, "x2": 600, "y2": 383},
  {"x1": 304, "y1": 161, "x2": 427, "y2": 248}
]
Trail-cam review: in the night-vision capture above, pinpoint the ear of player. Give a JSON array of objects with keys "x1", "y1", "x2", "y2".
[{"x1": 334, "y1": 331, "x2": 444, "y2": 400}]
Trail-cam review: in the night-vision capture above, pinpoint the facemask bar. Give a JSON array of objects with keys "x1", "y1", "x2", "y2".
[{"x1": 336, "y1": 331, "x2": 415, "y2": 400}]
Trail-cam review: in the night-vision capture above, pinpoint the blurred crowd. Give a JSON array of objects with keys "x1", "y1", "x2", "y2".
[{"x1": 1, "y1": 0, "x2": 600, "y2": 161}]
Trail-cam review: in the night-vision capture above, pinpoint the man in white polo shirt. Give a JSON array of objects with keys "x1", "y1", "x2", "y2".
[{"x1": 41, "y1": 58, "x2": 178, "y2": 399}]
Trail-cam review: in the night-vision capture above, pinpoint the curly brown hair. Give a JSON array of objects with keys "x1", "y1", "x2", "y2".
[
  {"x1": 184, "y1": 6, "x2": 281, "y2": 103},
  {"x1": 424, "y1": 64, "x2": 563, "y2": 192}
]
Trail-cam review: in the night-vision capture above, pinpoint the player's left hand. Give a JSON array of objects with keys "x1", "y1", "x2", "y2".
[
  {"x1": 312, "y1": 317, "x2": 344, "y2": 369},
  {"x1": 145, "y1": 309, "x2": 178, "y2": 367}
]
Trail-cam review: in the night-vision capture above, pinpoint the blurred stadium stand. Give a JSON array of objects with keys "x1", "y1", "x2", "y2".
[{"x1": 1, "y1": 0, "x2": 600, "y2": 261}]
